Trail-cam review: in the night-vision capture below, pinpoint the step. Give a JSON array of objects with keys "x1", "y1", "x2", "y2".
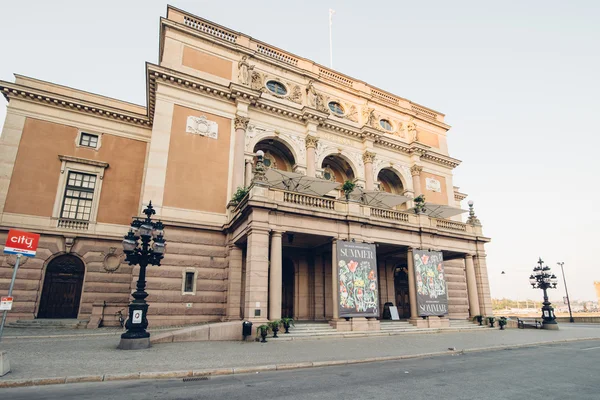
[{"x1": 7, "y1": 319, "x2": 89, "y2": 329}]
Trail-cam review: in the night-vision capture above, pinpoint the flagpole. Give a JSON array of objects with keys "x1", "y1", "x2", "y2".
[{"x1": 329, "y1": 9, "x2": 335, "y2": 68}]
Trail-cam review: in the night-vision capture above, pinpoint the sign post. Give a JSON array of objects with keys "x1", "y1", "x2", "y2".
[{"x1": 1, "y1": 230, "x2": 40, "y2": 343}]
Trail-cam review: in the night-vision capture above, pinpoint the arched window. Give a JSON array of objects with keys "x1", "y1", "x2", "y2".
[{"x1": 266, "y1": 80, "x2": 287, "y2": 96}]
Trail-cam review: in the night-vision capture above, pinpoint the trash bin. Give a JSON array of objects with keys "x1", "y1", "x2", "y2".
[{"x1": 242, "y1": 320, "x2": 253, "y2": 339}]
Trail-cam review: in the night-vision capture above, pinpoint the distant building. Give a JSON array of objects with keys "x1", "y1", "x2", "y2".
[
  {"x1": 595, "y1": 281, "x2": 600, "y2": 304},
  {"x1": 0, "y1": 6, "x2": 491, "y2": 328}
]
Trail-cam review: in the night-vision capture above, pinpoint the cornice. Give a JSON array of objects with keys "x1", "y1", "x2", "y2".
[
  {"x1": 421, "y1": 151, "x2": 461, "y2": 169},
  {"x1": 58, "y1": 155, "x2": 109, "y2": 169},
  {"x1": 0, "y1": 81, "x2": 151, "y2": 128}
]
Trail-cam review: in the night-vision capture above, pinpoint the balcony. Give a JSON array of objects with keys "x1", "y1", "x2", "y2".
[{"x1": 228, "y1": 185, "x2": 482, "y2": 237}]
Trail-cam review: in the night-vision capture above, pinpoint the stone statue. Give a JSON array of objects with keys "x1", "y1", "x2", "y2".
[
  {"x1": 406, "y1": 117, "x2": 418, "y2": 141},
  {"x1": 306, "y1": 80, "x2": 317, "y2": 107},
  {"x1": 346, "y1": 105, "x2": 358, "y2": 122},
  {"x1": 238, "y1": 56, "x2": 254, "y2": 86}
]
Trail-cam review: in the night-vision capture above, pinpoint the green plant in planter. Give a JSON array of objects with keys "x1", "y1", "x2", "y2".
[
  {"x1": 342, "y1": 180, "x2": 356, "y2": 200},
  {"x1": 498, "y1": 316, "x2": 507, "y2": 330},
  {"x1": 487, "y1": 316, "x2": 496, "y2": 328},
  {"x1": 231, "y1": 186, "x2": 249, "y2": 205},
  {"x1": 473, "y1": 315, "x2": 483, "y2": 326},
  {"x1": 281, "y1": 317, "x2": 295, "y2": 334},
  {"x1": 256, "y1": 324, "x2": 270, "y2": 343},
  {"x1": 413, "y1": 195, "x2": 426, "y2": 214},
  {"x1": 268, "y1": 320, "x2": 281, "y2": 338}
]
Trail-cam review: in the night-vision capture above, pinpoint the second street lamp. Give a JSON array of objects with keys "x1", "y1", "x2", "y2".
[
  {"x1": 557, "y1": 262, "x2": 574, "y2": 323},
  {"x1": 529, "y1": 257, "x2": 559, "y2": 330},
  {"x1": 118, "y1": 201, "x2": 166, "y2": 350}
]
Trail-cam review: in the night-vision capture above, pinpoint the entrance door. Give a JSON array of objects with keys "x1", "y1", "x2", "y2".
[
  {"x1": 281, "y1": 258, "x2": 294, "y2": 318},
  {"x1": 38, "y1": 255, "x2": 85, "y2": 319},
  {"x1": 394, "y1": 266, "x2": 411, "y2": 319}
]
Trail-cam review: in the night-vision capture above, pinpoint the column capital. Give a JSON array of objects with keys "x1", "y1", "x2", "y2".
[
  {"x1": 305, "y1": 135, "x2": 319, "y2": 149},
  {"x1": 271, "y1": 230, "x2": 284, "y2": 236},
  {"x1": 362, "y1": 151, "x2": 376, "y2": 164},
  {"x1": 410, "y1": 164, "x2": 423, "y2": 176},
  {"x1": 234, "y1": 115, "x2": 250, "y2": 130},
  {"x1": 464, "y1": 253, "x2": 475, "y2": 259}
]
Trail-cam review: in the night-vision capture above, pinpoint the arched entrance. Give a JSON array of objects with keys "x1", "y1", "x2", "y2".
[
  {"x1": 394, "y1": 265, "x2": 411, "y2": 319},
  {"x1": 254, "y1": 138, "x2": 296, "y2": 172},
  {"x1": 377, "y1": 168, "x2": 407, "y2": 210},
  {"x1": 321, "y1": 155, "x2": 356, "y2": 184},
  {"x1": 38, "y1": 255, "x2": 85, "y2": 319},
  {"x1": 281, "y1": 258, "x2": 295, "y2": 318}
]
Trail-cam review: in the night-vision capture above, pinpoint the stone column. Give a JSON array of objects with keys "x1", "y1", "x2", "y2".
[
  {"x1": 363, "y1": 151, "x2": 375, "y2": 191},
  {"x1": 331, "y1": 239, "x2": 339, "y2": 320},
  {"x1": 464, "y1": 254, "x2": 481, "y2": 317},
  {"x1": 233, "y1": 115, "x2": 249, "y2": 192},
  {"x1": 410, "y1": 165, "x2": 423, "y2": 197},
  {"x1": 474, "y1": 253, "x2": 493, "y2": 316},
  {"x1": 269, "y1": 231, "x2": 283, "y2": 320},
  {"x1": 244, "y1": 157, "x2": 253, "y2": 187},
  {"x1": 226, "y1": 245, "x2": 243, "y2": 320},
  {"x1": 407, "y1": 248, "x2": 419, "y2": 320},
  {"x1": 305, "y1": 135, "x2": 319, "y2": 177},
  {"x1": 243, "y1": 228, "x2": 270, "y2": 321}
]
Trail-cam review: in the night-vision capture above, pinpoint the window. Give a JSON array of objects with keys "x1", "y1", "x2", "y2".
[
  {"x1": 79, "y1": 133, "x2": 99, "y2": 148},
  {"x1": 60, "y1": 172, "x2": 96, "y2": 221},
  {"x1": 266, "y1": 80, "x2": 287, "y2": 96},
  {"x1": 184, "y1": 272, "x2": 195, "y2": 293},
  {"x1": 328, "y1": 101, "x2": 345, "y2": 115},
  {"x1": 379, "y1": 119, "x2": 393, "y2": 131}
]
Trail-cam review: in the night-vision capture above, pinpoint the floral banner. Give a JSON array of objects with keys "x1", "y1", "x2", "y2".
[
  {"x1": 413, "y1": 250, "x2": 448, "y2": 316},
  {"x1": 337, "y1": 241, "x2": 379, "y2": 317}
]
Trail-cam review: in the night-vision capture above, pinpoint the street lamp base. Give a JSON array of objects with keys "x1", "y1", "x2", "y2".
[
  {"x1": 542, "y1": 321, "x2": 559, "y2": 330},
  {"x1": 117, "y1": 337, "x2": 151, "y2": 350}
]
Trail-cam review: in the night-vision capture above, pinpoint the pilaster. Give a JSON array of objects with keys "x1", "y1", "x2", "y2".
[
  {"x1": 268, "y1": 231, "x2": 283, "y2": 320},
  {"x1": 226, "y1": 244, "x2": 243, "y2": 320},
  {"x1": 243, "y1": 228, "x2": 270, "y2": 321}
]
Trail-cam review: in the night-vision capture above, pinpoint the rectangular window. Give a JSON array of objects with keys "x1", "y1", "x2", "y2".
[
  {"x1": 79, "y1": 133, "x2": 99, "y2": 148},
  {"x1": 184, "y1": 272, "x2": 195, "y2": 293},
  {"x1": 60, "y1": 172, "x2": 96, "y2": 221}
]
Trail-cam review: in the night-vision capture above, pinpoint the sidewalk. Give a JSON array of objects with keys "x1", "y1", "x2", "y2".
[{"x1": 1, "y1": 324, "x2": 599, "y2": 387}]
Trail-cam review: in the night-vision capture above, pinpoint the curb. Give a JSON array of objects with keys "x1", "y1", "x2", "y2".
[{"x1": 0, "y1": 336, "x2": 598, "y2": 389}]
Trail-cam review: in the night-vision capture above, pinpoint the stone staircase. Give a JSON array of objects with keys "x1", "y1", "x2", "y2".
[
  {"x1": 275, "y1": 319, "x2": 485, "y2": 341},
  {"x1": 6, "y1": 319, "x2": 89, "y2": 329}
]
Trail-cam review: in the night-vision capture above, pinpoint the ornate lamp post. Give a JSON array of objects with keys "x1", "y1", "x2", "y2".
[
  {"x1": 557, "y1": 262, "x2": 574, "y2": 323},
  {"x1": 118, "y1": 202, "x2": 166, "y2": 350},
  {"x1": 528, "y1": 257, "x2": 559, "y2": 330}
]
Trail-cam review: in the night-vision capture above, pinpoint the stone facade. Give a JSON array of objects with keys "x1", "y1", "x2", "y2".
[{"x1": 0, "y1": 6, "x2": 492, "y2": 328}]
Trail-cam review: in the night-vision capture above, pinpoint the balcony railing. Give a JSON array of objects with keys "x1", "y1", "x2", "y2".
[
  {"x1": 57, "y1": 219, "x2": 89, "y2": 230},
  {"x1": 230, "y1": 186, "x2": 475, "y2": 236}
]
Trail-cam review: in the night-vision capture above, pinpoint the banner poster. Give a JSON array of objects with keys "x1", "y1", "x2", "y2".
[
  {"x1": 337, "y1": 240, "x2": 379, "y2": 318},
  {"x1": 413, "y1": 250, "x2": 449, "y2": 316}
]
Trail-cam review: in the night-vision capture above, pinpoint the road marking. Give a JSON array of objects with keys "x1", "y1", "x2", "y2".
[{"x1": 580, "y1": 346, "x2": 600, "y2": 350}]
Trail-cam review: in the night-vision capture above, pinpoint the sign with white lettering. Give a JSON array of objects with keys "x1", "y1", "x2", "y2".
[
  {"x1": 413, "y1": 250, "x2": 448, "y2": 316},
  {"x1": 4, "y1": 229, "x2": 40, "y2": 257},
  {"x1": 337, "y1": 240, "x2": 379, "y2": 318},
  {"x1": 0, "y1": 296, "x2": 13, "y2": 311}
]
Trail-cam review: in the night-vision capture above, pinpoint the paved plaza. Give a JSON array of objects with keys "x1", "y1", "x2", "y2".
[{"x1": 1, "y1": 324, "x2": 599, "y2": 386}]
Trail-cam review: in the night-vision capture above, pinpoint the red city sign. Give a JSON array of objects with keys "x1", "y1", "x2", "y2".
[{"x1": 4, "y1": 229, "x2": 40, "y2": 257}]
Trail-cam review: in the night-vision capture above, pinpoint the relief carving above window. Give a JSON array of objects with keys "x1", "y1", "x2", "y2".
[{"x1": 186, "y1": 116, "x2": 218, "y2": 139}]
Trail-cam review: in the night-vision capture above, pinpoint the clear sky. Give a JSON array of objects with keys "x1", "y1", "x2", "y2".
[{"x1": 1, "y1": 1, "x2": 599, "y2": 301}]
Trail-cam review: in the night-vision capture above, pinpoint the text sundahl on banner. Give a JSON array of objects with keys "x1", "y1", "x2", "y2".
[{"x1": 4, "y1": 229, "x2": 40, "y2": 257}]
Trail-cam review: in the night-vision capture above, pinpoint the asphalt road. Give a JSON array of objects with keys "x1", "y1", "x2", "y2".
[{"x1": 2, "y1": 340, "x2": 599, "y2": 400}]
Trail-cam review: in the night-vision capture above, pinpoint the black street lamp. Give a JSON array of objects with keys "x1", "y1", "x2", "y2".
[
  {"x1": 118, "y1": 201, "x2": 166, "y2": 350},
  {"x1": 528, "y1": 257, "x2": 559, "y2": 330},
  {"x1": 557, "y1": 262, "x2": 574, "y2": 323}
]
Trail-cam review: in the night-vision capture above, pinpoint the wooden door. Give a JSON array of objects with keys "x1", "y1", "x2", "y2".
[{"x1": 38, "y1": 255, "x2": 85, "y2": 319}]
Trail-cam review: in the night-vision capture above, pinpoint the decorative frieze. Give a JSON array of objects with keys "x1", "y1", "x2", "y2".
[{"x1": 186, "y1": 115, "x2": 218, "y2": 139}]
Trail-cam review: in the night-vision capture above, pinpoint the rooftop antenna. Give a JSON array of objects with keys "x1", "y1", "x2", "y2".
[{"x1": 329, "y1": 8, "x2": 335, "y2": 68}]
